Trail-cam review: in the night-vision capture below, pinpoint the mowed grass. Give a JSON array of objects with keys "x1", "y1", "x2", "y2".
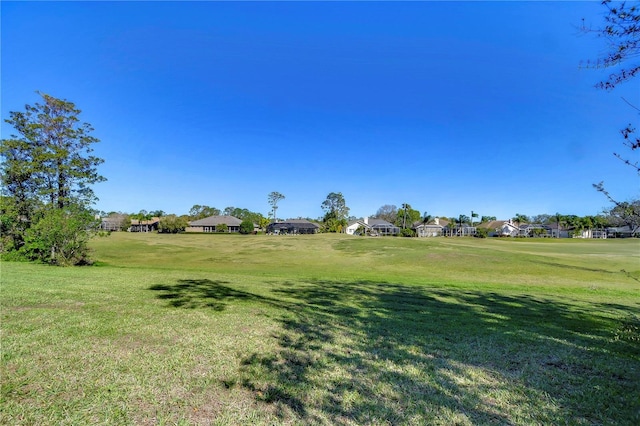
[{"x1": 2, "y1": 233, "x2": 639, "y2": 425}]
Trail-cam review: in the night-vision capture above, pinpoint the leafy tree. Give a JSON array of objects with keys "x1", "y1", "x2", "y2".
[
  {"x1": 553, "y1": 212, "x2": 566, "y2": 239},
  {"x1": 512, "y1": 213, "x2": 530, "y2": 228},
  {"x1": 268, "y1": 191, "x2": 285, "y2": 222},
  {"x1": 400, "y1": 228, "x2": 415, "y2": 237},
  {"x1": 530, "y1": 214, "x2": 552, "y2": 224},
  {"x1": 189, "y1": 205, "x2": 220, "y2": 220},
  {"x1": 395, "y1": 204, "x2": 421, "y2": 229},
  {"x1": 258, "y1": 216, "x2": 271, "y2": 231},
  {"x1": 1, "y1": 93, "x2": 105, "y2": 264},
  {"x1": 216, "y1": 223, "x2": 228, "y2": 233},
  {"x1": 239, "y1": 219, "x2": 255, "y2": 234},
  {"x1": 475, "y1": 228, "x2": 489, "y2": 238},
  {"x1": 321, "y1": 192, "x2": 349, "y2": 232},
  {"x1": 21, "y1": 205, "x2": 98, "y2": 265},
  {"x1": 158, "y1": 214, "x2": 188, "y2": 234},
  {"x1": 480, "y1": 215, "x2": 497, "y2": 223},
  {"x1": 374, "y1": 204, "x2": 398, "y2": 224}
]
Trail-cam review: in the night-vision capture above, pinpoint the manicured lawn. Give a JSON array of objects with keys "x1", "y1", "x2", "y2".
[{"x1": 2, "y1": 233, "x2": 639, "y2": 424}]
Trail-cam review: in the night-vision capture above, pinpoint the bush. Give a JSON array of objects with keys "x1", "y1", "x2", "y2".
[
  {"x1": 475, "y1": 228, "x2": 488, "y2": 238},
  {"x1": 400, "y1": 228, "x2": 415, "y2": 237},
  {"x1": 158, "y1": 215, "x2": 188, "y2": 234},
  {"x1": 20, "y1": 206, "x2": 97, "y2": 266},
  {"x1": 239, "y1": 219, "x2": 255, "y2": 234}
]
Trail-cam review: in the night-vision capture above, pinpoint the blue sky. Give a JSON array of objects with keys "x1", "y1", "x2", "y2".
[{"x1": 2, "y1": 1, "x2": 638, "y2": 220}]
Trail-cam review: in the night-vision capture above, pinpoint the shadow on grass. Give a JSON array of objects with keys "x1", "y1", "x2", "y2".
[
  {"x1": 149, "y1": 279, "x2": 260, "y2": 310},
  {"x1": 150, "y1": 278, "x2": 640, "y2": 424}
]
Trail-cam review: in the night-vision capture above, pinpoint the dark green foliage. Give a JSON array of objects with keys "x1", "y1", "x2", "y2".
[
  {"x1": 189, "y1": 205, "x2": 221, "y2": 220},
  {"x1": 474, "y1": 228, "x2": 488, "y2": 238},
  {"x1": 239, "y1": 219, "x2": 255, "y2": 234},
  {"x1": 216, "y1": 223, "x2": 229, "y2": 233},
  {"x1": 158, "y1": 215, "x2": 188, "y2": 234},
  {"x1": 21, "y1": 205, "x2": 98, "y2": 265},
  {"x1": 0, "y1": 93, "x2": 105, "y2": 265},
  {"x1": 400, "y1": 228, "x2": 415, "y2": 237},
  {"x1": 321, "y1": 192, "x2": 349, "y2": 232}
]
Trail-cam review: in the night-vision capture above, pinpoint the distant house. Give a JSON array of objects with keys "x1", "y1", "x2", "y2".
[
  {"x1": 519, "y1": 223, "x2": 552, "y2": 238},
  {"x1": 346, "y1": 219, "x2": 370, "y2": 235},
  {"x1": 476, "y1": 220, "x2": 519, "y2": 237},
  {"x1": 100, "y1": 214, "x2": 127, "y2": 232},
  {"x1": 129, "y1": 217, "x2": 160, "y2": 232},
  {"x1": 345, "y1": 217, "x2": 400, "y2": 236},
  {"x1": 547, "y1": 223, "x2": 570, "y2": 239},
  {"x1": 606, "y1": 225, "x2": 639, "y2": 238},
  {"x1": 186, "y1": 215, "x2": 243, "y2": 233},
  {"x1": 414, "y1": 217, "x2": 445, "y2": 237},
  {"x1": 267, "y1": 219, "x2": 320, "y2": 234}
]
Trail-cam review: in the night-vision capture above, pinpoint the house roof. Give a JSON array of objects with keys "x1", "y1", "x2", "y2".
[
  {"x1": 476, "y1": 220, "x2": 513, "y2": 230},
  {"x1": 269, "y1": 219, "x2": 319, "y2": 229},
  {"x1": 367, "y1": 218, "x2": 396, "y2": 227},
  {"x1": 130, "y1": 217, "x2": 160, "y2": 226},
  {"x1": 189, "y1": 215, "x2": 243, "y2": 227}
]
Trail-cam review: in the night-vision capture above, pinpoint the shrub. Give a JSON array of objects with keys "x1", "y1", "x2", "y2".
[
  {"x1": 475, "y1": 228, "x2": 488, "y2": 238},
  {"x1": 239, "y1": 219, "x2": 255, "y2": 234},
  {"x1": 20, "y1": 206, "x2": 97, "y2": 266},
  {"x1": 400, "y1": 228, "x2": 415, "y2": 237}
]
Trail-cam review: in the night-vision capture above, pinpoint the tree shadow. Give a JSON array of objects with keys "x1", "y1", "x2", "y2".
[
  {"x1": 239, "y1": 280, "x2": 640, "y2": 424},
  {"x1": 148, "y1": 278, "x2": 640, "y2": 423},
  {"x1": 149, "y1": 279, "x2": 262, "y2": 310}
]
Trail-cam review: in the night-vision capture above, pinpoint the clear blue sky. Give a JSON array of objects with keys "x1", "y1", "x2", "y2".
[{"x1": 2, "y1": 1, "x2": 638, "y2": 220}]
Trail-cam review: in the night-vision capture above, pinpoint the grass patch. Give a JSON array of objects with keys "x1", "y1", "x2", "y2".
[{"x1": 2, "y1": 233, "x2": 639, "y2": 424}]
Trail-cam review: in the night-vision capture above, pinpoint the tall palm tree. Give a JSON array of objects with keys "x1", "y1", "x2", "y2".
[
  {"x1": 401, "y1": 203, "x2": 412, "y2": 229},
  {"x1": 420, "y1": 212, "x2": 432, "y2": 237},
  {"x1": 553, "y1": 212, "x2": 564, "y2": 238},
  {"x1": 449, "y1": 217, "x2": 458, "y2": 237}
]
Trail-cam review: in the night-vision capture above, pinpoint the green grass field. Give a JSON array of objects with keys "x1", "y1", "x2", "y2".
[{"x1": 2, "y1": 233, "x2": 639, "y2": 425}]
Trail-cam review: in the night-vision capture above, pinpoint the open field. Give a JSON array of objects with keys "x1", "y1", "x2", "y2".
[{"x1": 2, "y1": 233, "x2": 639, "y2": 424}]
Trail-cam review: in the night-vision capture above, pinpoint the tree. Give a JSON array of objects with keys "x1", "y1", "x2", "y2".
[
  {"x1": 1, "y1": 93, "x2": 105, "y2": 264},
  {"x1": 512, "y1": 213, "x2": 530, "y2": 228},
  {"x1": 268, "y1": 191, "x2": 285, "y2": 222},
  {"x1": 480, "y1": 215, "x2": 496, "y2": 223},
  {"x1": 20, "y1": 205, "x2": 98, "y2": 265},
  {"x1": 1, "y1": 92, "x2": 105, "y2": 209},
  {"x1": 553, "y1": 212, "x2": 566, "y2": 239},
  {"x1": 531, "y1": 214, "x2": 552, "y2": 224},
  {"x1": 216, "y1": 223, "x2": 228, "y2": 233},
  {"x1": 582, "y1": 1, "x2": 639, "y2": 225},
  {"x1": 582, "y1": 1, "x2": 640, "y2": 91},
  {"x1": 158, "y1": 214, "x2": 188, "y2": 234},
  {"x1": 239, "y1": 219, "x2": 255, "y2": 234},
  {"x1": 401, "y1": 203, "x2": 411, "y2": 229},
  {"x1": 606, "y1": 197, "x2": 640, "y2": 233},
  {"x1": 470, "y1": 210, "x2": 479, "y2": 226},
  {"x1": 189, "y1": 204, "x2": 220, "y2": 220},
  {"x1": 321, "y1": 192, "x2": 350, "y2": 232},
  {"x1": 457, "y1": 214, "x2": 471, "y2": 235},
  {"x1": 374, "y1": 204, "x2": 398, "y2": 224},
  {"x1": 395, "y1": 204, "x2": 421, "y2": 229},
  {"x1": 421, "y1": 212, "x2": 432, "y2": 227}
]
